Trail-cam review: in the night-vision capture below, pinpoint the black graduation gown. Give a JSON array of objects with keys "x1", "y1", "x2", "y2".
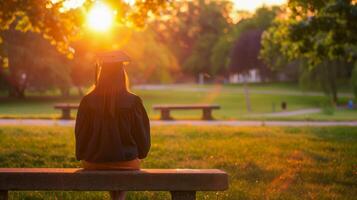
[{"x1": 75, "y1": 91, "x2": 150, "y2": 162}]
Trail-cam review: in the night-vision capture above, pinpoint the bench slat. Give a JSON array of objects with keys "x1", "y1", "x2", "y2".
[
  {"x1": 54, "y1": 104, "x2": 79, "y2": 109},
  {"x1": 0, "y1": 168, "x2": 228, "y2": 191},
  {"x1": 153, "y1": 105, "x2": 220, "y2": 110}
]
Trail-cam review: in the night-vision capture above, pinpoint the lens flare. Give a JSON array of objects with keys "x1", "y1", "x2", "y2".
[{"x1": 87, "y1": 2, "x2": 114, "y2": 32}]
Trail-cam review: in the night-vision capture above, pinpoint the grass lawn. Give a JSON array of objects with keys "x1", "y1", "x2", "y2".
[
  {"x1": 0, "y1": 83, "x2": 355, "y2": 120},
  {"x1": 0, "y1": 126, "x2": 356, "y2": 199}
]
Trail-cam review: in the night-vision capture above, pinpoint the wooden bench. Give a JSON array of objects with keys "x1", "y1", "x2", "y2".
[
  {"x1": 54, "y1": 104, "x2": 79, "y2": 119},
  {"x1": 153, "y1": 104, "x2": 221, "y2": 120},
  {"x1": 0, "y1": 168, "x2": 228, "y2": 200}
]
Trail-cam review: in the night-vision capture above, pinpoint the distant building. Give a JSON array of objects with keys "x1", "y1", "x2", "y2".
[
  {"x1": 229, "y1": 69, "x2": 261, "y2": 83},
  {"x1": 228, "y1": 65, "x2": 298, "y2": 84}
]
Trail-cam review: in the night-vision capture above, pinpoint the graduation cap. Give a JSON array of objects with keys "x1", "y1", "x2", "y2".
[
  {"x1": 95, "y1": 50, "x2": 131, "y2": 85},
  {"x1": 96, "y1": 50, "x2": 131, "y2": 64}
]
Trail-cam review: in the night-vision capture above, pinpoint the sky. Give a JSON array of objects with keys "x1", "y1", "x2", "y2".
[
  {"x1": 122, "y1": 0, "x2": 287, "y2": 11},
  {"x1": 232, "y1": 0, "x2": 287, "y2": 11},
  {"x1": 60, "y1": 0, "x2": 288, "y2": 13}
]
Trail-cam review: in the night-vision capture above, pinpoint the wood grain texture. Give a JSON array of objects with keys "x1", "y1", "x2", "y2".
[{"x1": 0, "y1": 168, "x2": 228, "y2": 191}]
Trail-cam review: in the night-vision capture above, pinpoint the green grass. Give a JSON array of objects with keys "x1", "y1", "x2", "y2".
[
  {"x1": 0, "y1": 83, "x2": 355, "y2": 120},
  {"x1": 0, "y1": 126, "x2": 356, "y2": 199}
]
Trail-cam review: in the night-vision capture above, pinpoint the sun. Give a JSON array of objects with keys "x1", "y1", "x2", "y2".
[{"x1": 87, "y1": 2, "x2": 114, "y2": 32}]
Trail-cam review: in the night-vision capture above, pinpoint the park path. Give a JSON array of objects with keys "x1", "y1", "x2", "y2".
[
  {"x1": 0, "y1": 119, "x2": 356, "y2": 127},
  {"x1": 255, "y1": 108, "x2": 322, "y2": 117},
  {"x1": 134, "y1": 84, "x2": 354, "y2": 98}
]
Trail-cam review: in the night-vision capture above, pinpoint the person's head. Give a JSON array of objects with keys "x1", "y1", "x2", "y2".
[{"x1": 94, "y1": 62, "x2": 130, "y2": 94}]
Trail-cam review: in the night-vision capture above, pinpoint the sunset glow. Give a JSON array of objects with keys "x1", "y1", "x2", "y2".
[
  {"x1": 87, "y1": 2, "x2": 114, "y2": 32},
  {"x1": 58, "y1": 0, "x2": 287, "y2": 13},
  {"x1": 232, "y1": 0, "x2": 286, "y2": 11}
]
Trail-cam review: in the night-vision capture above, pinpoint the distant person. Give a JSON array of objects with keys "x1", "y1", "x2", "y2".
[
  {"x1": 348, "y1": 99, "x2": 354, "y2": 109},
  {"x1": 75, "y1": 51, "x2": 150, "y2": 200}
]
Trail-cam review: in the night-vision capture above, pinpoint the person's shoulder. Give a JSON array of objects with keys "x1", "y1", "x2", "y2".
[
  {"x1": 78, "y1": 91, "x2": 98, "y2": 107},
  {"x1": 80, "y1": 91, "x2": 94, "y2": 102},
  {"x1": 124, "y1": 92, "x2": 143, "y2": 105},
  {"x1": 127, "y1": 92, "x2": 142, "y2": 100}
]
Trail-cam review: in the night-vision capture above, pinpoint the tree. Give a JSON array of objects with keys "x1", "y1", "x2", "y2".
[
  {"x1": 211, "y1": 6, "x2": 280, "y2": 77},
  {"x1": 0, "y1": 0, "x2": 169, "y2": 97},
  {"x1": 116, "y1": 29, "x2": 180, "y2": 84},
  {"x1": 183, "y1": 33, "x2": 220, "y2": 75},
  {"x1": 182, "y1": 1, "x2": 232, "y2": 77},
  {"x1": 288, "y1": 0, "x2": 357, "y2": 65},
  {"x1": 228, "y1": 29, "x2": 265, "y2": 112},
  {"x1": 260, "y1": 20, "x2": 292, "y2": 70},
  {"x1": 151, "y1": 0, "x2": 233, "y2": 78},
  {"x1": 352, "y1": 63, "x2": 357, "y2": 99},
  {"x1": 69, "y1": 42, "x2": 95, "y2": 96},
  {"x1": 210, "y1": 35, "x2": 232, "y2": 76},
  {"x1": 260, "y1": 0, "x2": 357, "y2": 103},
  {"x1": 71, "y1": 26, "x2": 180, "y2": 86},
  {"x1": 229, "y1": 29, "x2": 265, "y2": 75},
  {"x1": 0, "y1": 0, "x2": 168, "y2": 54},
  {"x1": 3, "y1": 30, "x2": 72, "y2": 97},
  {"x1": 210, "y1": 6, "x2": 280, "y2": 111}
]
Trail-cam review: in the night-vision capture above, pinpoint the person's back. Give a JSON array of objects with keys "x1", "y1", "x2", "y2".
[
  {"x1": 75, "y1": 56, "x2": 150, "y2": 200},
  {"x1": 75, "y1": 91, "x2": 150, "y2": 163}
]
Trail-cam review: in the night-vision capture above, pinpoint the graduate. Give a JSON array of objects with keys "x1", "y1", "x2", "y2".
[{"x1": 75, "y1": 50, "x2": 150, "y2": 200}]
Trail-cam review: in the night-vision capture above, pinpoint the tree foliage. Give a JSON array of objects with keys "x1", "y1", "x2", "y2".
[
  {"x1": 0, "y1": 0, "x2": 168, "y2": 97},
  {"x1": 260, "y1": 20, "x2": 293, "y2": 70},
  {"x1": 212, "y1": 6, "x2": 280, "y2": 76},
  {"x1": 229, "y1": 29, "x2": 264, "y2": 74},
  {"x1": 3, "y1": 30, "x2": 71, "y2": 97},
  {"x1": 260, "y1": 0, "x2": 357, "y2": 103},
  {"x1": 71, "y1": 26, "x2": 180, "y2": 87},
  {"x1": 0, "y1": 0, "x2": 168, "y2": 57},
  {"x1": 151, "y1": 0, "x2": 233, "y2": 76},
  {"x1": 261, "y1": 0, "x2": 357, "y2": 68},
  {"x1": 0, "y1": 1, "x2": 85, "y2": 60},
  {"x1": 288, "y1": 0, "x2": 357, "y2": 66}
]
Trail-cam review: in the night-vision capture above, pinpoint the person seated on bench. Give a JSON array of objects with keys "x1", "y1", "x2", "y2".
[{"x1": 75, "y1": 51, "x2": 150, "y2": 200}]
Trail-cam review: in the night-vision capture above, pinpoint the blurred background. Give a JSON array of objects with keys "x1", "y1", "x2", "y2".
[
  {"x1": 0, "y1": 1, "x2": 356, "y2": 199},
  {"x1": 0, "y1": 0, "x2": 356, "y2": 120}
]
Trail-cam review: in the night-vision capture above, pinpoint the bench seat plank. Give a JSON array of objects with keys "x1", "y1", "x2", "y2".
[
  {"x1": 153, "y1": 105, "x2": 220, "y2": 110},
  {"x1": 153, "y1": 104, "x2": 221, "y2": 120},
  {"x1": 54, "y1": 104, "x2": 79, "y2": 109},
  {"x1": 0, "y1": 168, "x2": 228, "y2": 191}
]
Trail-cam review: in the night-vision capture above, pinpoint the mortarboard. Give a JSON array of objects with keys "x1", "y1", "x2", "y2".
[
  {"x1": 95, "y1": 50, "x2": 131, "y2": 85},
  {"x1": 96, "y1": 50, "x2": 131, "y2": 64}
]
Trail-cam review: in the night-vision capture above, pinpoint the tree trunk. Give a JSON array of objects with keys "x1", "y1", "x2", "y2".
[
  {"x1": 331, "y1": 83, "x2": 338, "y2": 106},
  {"x1": 6, "y1": 36, "x2": 28, "y2": 99},
  {"x1": 7, "y1": 74, "x2": 26, "y2": 99},
  {"x1": 243, "y1": 74, "x2": 252, "y2": 112},
  {"x1": 8, "y1": 86, "x2": 25, "y2": 98},
  {"x1": 327, "y1": 62, "x2": 338, "y2": 105}
]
